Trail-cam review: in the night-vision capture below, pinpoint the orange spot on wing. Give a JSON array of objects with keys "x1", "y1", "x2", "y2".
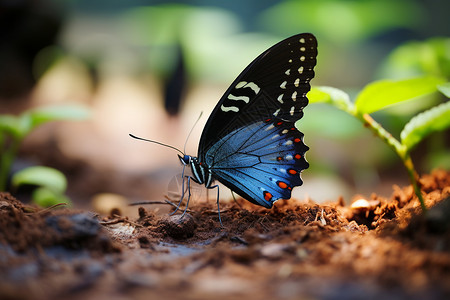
[
  {"x1": 264, "y1": 191, "x2": 273, "y2": 201},
  {"x1": 294, "y1": 138, "x2": 301, "y2": 143},
  {"x1": 288, "y1": 169, "x2": 297, "y2": 175},
  {"x1": 294, "y1": 154, "x2": 302, "y2": 160},
  {"x1": 277, "y1": 181, "x2": 288, "y2": 189}
]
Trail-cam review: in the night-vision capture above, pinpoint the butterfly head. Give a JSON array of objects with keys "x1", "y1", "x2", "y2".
[{"x1": 178, "y1": 154, "x2": 192, "y2": 166}]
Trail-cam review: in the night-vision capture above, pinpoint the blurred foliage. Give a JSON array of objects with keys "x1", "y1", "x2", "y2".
[
  {"x1": 122, "y1": 5, "x2": 284, "y2": 83},
  {"x1": 0, "y1": 105, "x2": 90, "y2": 205},
  {"x1": 12, "y1": 166, "x2": 71, "y2": 207},
  {"x1": 378, "y1": 37, "x2": 450, "y2": 80},
  {"x1": 259, "y1": 0, "x2": 422, "y2": 42}
]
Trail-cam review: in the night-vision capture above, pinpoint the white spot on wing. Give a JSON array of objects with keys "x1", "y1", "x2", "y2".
[
  {"x1": 294, "y1": 78, "x2": 300, "y2": 87},
  {"x1": 235, "y1": 81, "x2": 246, "y2": 88},
  {"x1": 271, "y1": 134, "x2": 280, "y2": 140},
  {"x1": 290, "y1": 106, "x2": 295, "y2": 115},
  {"x1": 298, "y1": 66, "x2": 304, "y2": 74},
  {"x1": 221, "y1": 105, "x2": 239, "y2": 112},
  {"x1": 235, "y1": 81, "x2": 260, "y2": 94},
  {"x1": 280, "y1": 81, "x2": 287, "y2": 89},
  {"x1": 285, "y1": 69, "x2": 291, "y2": 75},
  {"x1": 246, "y1": 82, "x2": 261, "y2": 94},
  {"x1": 300, "y1": 56, "x2": 305, "y2": 61},
  {"x1": 286, "y1": 155, "x2": 293, "y2": 160},
  {"x1": 300, "y1": 38, "x2": 305, "y2": 43},
  {"x1": 300, "y1": 47, "x2": 306, "y2": 52},
  {"x1": 273, "y1": 108, "x2": 280, "y2": 116},
  {"x1": 292, "y1": 91, "x2": 297, "y2": 101},
  {"x1": 227, "y1": 94, "x2": 250, "y2": 103},
  {"x1": 277, "y1": 94, "x2": 284, "y2": 103},
  {"x1": 265, "y1": 124, "x2": 275, "y2": 131},
  {"x1": 285, "y1": 140, "x2": 293, "y2": 145},
  {"x1": 282, "y1": 129, "x2": 288, "y2": 134}
]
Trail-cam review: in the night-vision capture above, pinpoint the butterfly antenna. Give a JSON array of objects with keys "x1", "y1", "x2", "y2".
[
  {"x1": 129, "y1": 134, "x2": 184, "y2": 156},
  {"x1": 183, "y1": 112, "x2": 203, "y2": 154}
]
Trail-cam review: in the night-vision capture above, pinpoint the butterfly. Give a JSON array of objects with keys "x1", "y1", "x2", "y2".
[{"x1": 131, "y1": 33, "x2": 317, "y2": 225}]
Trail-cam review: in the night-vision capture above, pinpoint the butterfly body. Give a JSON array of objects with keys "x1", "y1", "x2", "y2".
[{"x1": 182, "y1": 33, "x2": 318, "y2": 210}]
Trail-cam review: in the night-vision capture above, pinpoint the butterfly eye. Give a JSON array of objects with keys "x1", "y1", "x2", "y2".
[{"x1": 178, "y1": 155, "x2": 191, "y2": 165}]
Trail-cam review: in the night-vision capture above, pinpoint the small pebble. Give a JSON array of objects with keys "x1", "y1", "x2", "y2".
[{"x1": 158, "y1": 214, "x2": 197, "y2": 239}]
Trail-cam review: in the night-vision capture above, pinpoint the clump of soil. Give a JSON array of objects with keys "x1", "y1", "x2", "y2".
[{"x1": 0, "y1": 169, "x2": 449, "y2": 300}]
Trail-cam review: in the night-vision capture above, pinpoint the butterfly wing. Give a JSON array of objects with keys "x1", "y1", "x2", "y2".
[
  {"x1": 205, "y1": 117, "x2": 308, "y2": 207},
  {"x1": 198, "y1": 33, "x2": 317, "y2": 156},
  {"x1": 198, "y1": 33, "x2": 318, "y2": 207}
]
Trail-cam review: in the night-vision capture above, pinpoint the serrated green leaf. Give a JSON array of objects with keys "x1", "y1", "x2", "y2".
[
  {"x1": 12, "y1": 166, "x2": 67, "y2": 194},
  {"x1": 401, "y1": 101, "x2": 450, "y2": 151},
  {"x1": 437, "y1": 82, "x2": 450, "y2": 98},
  {"x1": 355, "y1": 76, "x2": 446, "y2": 114},
  {"x1": 309, "y1": 86, "x2": 354, "y2": 113},
  {"x1": 32, "y1": 187, "x2": 71, "y2": 207},
  {"x1": 28, "y1": 105, "x2": 90, "y2": 129}
]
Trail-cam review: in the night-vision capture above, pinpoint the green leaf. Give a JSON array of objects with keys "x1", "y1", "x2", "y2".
[
  {"x1": 12, "y1": 166, "x2": 67, "y2": 194},
  {"x1": 0, "y1": 105, "x2": 90, "y2": 139},
  {"x1": 309, "y1": 86, "x2": 354, "y2": 113},
  {"x1": 0, "y1": 115, "x2": 22, "y2": 138},
  {"x1": 437, "y1": 82, "x2": 450, "y2": 98},
  {"x1": 32, "y1": 187, "x2": 71, "y2": 207},
  {"x1": 401, "y1": 101, "x2": 450, "y2": 152},
  {"x1": 355, "y1": 76, "x2": 446, "y2": 114},
  {"x1": 28, "y1": 105, "x2": 90, "y2": 129}
]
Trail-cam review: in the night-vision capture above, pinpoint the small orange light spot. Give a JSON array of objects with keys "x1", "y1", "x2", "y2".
[
  {"x1": 294, "y1": 138, "x2": 301, "y2": 143},
  {"x1": 277, "y1": 181, "x2": 288, "y2": 189},
  {"x1": 277, "y1": 156, "x2": 283, "y2": 161},
  {"x1": 288, "y1": 169, "x2": 297, "y2": 175},
  {"x1": 294, "y1": 154, "x2": 302, "y2": 159},
  {"x1": 277, "y1": 121, "x2": 283, "y2": 126},
  {"x1": 264, "y1": 191, "x2": 273, "y2": 201},
  {"x1": 265, "y1": 118, "x2": 271, "y2": 122}
]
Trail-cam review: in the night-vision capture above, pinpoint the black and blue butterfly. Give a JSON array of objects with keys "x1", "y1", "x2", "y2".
[{"x1": 131, "y1": 33, "x2": 317, "y2": 225}]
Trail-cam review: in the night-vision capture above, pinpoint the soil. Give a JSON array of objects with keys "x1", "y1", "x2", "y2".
[{"x1": 1, "y1": 169, "x2": 449, "y2": 300}]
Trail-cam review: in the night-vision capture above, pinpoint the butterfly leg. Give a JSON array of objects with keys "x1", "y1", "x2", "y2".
[
  {"x1": 170, "y1": 164, "x2": 188, "y2": 216},
  {"x1": 209, "y1": 184, "x2": 223, "y2": 227},
  {"x1": 180, "y1": 175, "x2": 193, "y2": 218}
]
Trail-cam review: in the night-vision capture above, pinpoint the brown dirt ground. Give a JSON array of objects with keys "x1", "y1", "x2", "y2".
[{"x1": 1, "y1": 169, "x2": 449, "y2": 300}]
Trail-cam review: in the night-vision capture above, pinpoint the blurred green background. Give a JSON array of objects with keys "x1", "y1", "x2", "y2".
[{"x1": 1, "y1": 0, "x2": 449, "y2": 204}]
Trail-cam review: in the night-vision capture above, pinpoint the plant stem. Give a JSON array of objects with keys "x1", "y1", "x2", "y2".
[
  {"x1": 360, "y1": 113, "x2": 427, "y2": 212},
  {"x1": 403, "y1": 154, "x2": 427, "y2": 212}
]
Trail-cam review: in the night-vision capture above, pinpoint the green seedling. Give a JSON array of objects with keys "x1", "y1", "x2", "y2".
[
  {"x1": 0, "y1": 105, "x2": 89, "y2": 206},
  {"x1": 308, "y1": 77, "x2": 449, "y2": 212}
]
